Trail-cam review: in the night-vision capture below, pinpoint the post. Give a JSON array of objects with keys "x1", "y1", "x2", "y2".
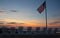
[{"x1": 45, "y1": 0, "x2": 48, "y2": 34}]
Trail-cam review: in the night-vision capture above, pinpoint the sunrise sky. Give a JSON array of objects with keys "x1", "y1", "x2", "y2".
[{"x1": 0, "y1": 0, "x2": 60, "y2": 28}]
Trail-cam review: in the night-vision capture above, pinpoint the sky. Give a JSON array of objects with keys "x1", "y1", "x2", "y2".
[{"x1": 0, "y1": 0, "x2": 60, "y2": 28}]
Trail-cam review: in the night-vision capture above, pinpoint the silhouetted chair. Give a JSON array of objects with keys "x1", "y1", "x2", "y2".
[
  {"x1": 2, "y1": 27, "x2": 10, "y2": 34},
  {"x1": 23, "y1": 30, "x2": 27, "y2": 34},
  {"x1": 10, "y1": 27, "x2": 17, "y2": 34},
  {"x1": 56, "y1": 28, "x2": 60, "y2": 34},
  {"x1": 26, "y1": 27, "x2": 32, "y2": 34},
  {"x1": 53, "y1": 28, "x2": 58, "y2": 34},
  {"x1": 0, "y1": 28, "x2": 2, "y2": 34},
  {"x1": 17, "y1": 26, "x2": 24, "y2": 34},
  {"x1": 15, "y1": 29, "x2": 18, "y2": 34},
  {"x1": 42, "y1": 27, "x2": 47, "y2": 34},
  {"x1": 47, "y1": 28, "x2": 52, "y2": 34},
  {"x1": 35, "y1": 27, "x2": 40, "y2": 34}
]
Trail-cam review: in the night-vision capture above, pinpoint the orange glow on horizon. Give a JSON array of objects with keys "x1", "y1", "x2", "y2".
[{"x1": 0, "y1": 19, "x2": 60, "y2": 28}]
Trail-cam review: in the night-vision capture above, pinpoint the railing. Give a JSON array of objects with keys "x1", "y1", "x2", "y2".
[{"x1": 0, "y1": 27, "x2": 60, "y2": 35}]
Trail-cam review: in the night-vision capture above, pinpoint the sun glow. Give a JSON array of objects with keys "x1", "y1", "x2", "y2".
[
  {"x1": 0, "y1": 19, "x2": 60, "y2": 28},
  {"x1": 0, "y1": 19, "x2": 46, "y2": 28}
]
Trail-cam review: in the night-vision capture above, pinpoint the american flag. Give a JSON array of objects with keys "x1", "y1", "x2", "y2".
[{"x1": 37, "y1": 1, "x2": 46, "y2": 13}]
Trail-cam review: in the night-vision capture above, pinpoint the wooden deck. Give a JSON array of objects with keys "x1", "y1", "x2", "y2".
[{"x1": 0, "y1": 34, "x2": 60, "y2": 38}]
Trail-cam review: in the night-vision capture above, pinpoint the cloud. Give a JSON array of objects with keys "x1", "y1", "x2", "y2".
[
  {"x1": 48, "y1": 21, "x2": 60, "y2": 28},
  {"x1": 7, "y1": 22, "x2": 17, "y2": 24},
  {"x1": 19, "y1": 23, "x2": 25, "y2": 24},
  {"x1": 0, "y1": 10, "x2": 4, "y2": 13},
  {"x1": 50, "y1": 10, "x2": 60, "y2": 20},
  {"x1": 10, "y1": 10, "x2": 17, "y2": 12},
  {"x1": 49, "y1": 21, "x2": 60, "y2": 25},
  {"x1": 0, "y1": 21, "x2": 4, "y2": 24}
]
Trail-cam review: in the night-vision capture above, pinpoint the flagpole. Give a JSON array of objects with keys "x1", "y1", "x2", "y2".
[
  {"x1": 37, "y1": 0, "x2": 48, "y2": 34},
  {"x1": 45, "y1": 0, "x2": 48, "y2": 34}
]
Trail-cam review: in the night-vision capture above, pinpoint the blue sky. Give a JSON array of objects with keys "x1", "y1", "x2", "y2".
[{"x1": 0, "y1": 0, "x2": 60, "y2": 28}]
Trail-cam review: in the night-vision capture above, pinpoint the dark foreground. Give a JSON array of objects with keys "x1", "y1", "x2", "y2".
[{"x1": 0, "y1": 34, "x2": 60, "y2": 38}]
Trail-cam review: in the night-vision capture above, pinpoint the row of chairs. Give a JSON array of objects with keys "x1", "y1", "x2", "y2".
[{"x1": 0, "y1": 26, "x2": 59, "y2": 34}]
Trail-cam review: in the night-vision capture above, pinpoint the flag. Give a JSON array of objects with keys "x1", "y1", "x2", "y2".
[{"x1": 37, "y1": 1, "x2": 46, "y2": 13}]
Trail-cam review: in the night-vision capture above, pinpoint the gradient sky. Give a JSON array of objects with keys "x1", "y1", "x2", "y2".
[{"x1": 0, "y1": 0, "x2": 60, "y2": 28}]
